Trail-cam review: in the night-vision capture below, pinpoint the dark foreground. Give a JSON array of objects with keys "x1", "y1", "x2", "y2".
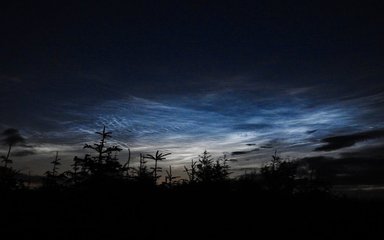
[{"x1": 2, "y1": 182, "x2": 384, "y2": 240}]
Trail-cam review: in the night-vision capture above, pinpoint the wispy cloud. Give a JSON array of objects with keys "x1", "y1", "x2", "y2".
[{"x1": 3, "y1": 85, "x2": 384, "y2": 174}]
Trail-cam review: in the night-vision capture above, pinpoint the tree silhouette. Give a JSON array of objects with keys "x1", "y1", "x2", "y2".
[
  {"x1": 1, "y1": 128, "x2": 25, "y2": 167},
  {"x1": 70, "y1": 155, "x2": 81, "y2": 184},
  {"x1": 213, "y1": 154, "x2": 231, "y2": 181},
  {"x1": 146, "y1": 150, "x2": 171, "y2": 182},
  {"x1": 44, "y1": 151, "x2": 64, "y2": 188},
  {"x1": 51, "y1": 151, "x2": 61, "y2": 177},
  {"x1": 164, "y1": 165, "x2": 180, "y2": 186},
  {"x1": 184, "y1": 159, "x2": 197, "y2": 183},
  {"x1": 196, "y1": 150, "x2": 214, "y2": 182},
  {"x1": 83, "y1": 126, "x2": 123, "y2": 178},
  {"x1": 195, "y1": 150, "x2": 231, "y2": 183},
  {"x1": 132, "y1": 153, "x2": 155, "y2": 185},
  {"x1": 260, "y1": 150, "x2": 298, "y2": 194}
]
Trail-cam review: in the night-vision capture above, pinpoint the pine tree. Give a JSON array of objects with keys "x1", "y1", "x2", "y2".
[
  {"x1": 44, "y1": 151, "x2": 64, "y2": 188},
  {"x1": 184, "y1": 159, "x2": 197, "y2": 183},
  {"x1": 164, "y1": 165, "x2": 180, "y2": 186},
  {"x1": 83, "y1": 126, "x2": 123, "y2": 178},
  {"x1": 145, "y1": 150, "x2": 171, "y2": 183},
  {"x1": 195, "y1": 150, "x2": 231, "y2": 183},
  {"x1": 133, "y1": 153, "x2": 155, "y2": 185},
  {"x1": 196, "y1": 150, "x2": 214, "y2": 182}
]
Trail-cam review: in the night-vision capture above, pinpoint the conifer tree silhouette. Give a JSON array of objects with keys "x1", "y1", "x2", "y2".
[
  {"x1": 146, "y1": 150, "x2": 171, "y2": 183},
  {"x1": 44, "y1": 151, "x2": 63, "y2": 188},
  {"x1": 195, "y1": 150, "x2": 231, "y2": 183},
  {"x1": 164, "y1": 165, "x2": 180, "y2": 186},
  {"x1": 213, "y1": 154, "x2": 231, "y2": 181},
  {"x1": 70, "y1": 156, "x2": 81, "y2": 184},
  {"x1": 83, "y1": 126, "x2": 122, "y2": 177},
  {"x1": 196, "y1": 150, "x2": 214, "y2": 182},
  {"x1": 132, "y1": 153, "x2": 154, "y2": 184},
  {"x1": 184, "y1": 159, "x2": 197, "y2": 183},
  {"x1": 51, "y1": 151, "x2": 61, "y2": 177}
]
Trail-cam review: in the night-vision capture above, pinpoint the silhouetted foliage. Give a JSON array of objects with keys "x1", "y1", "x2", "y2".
[
  {"x1": 295, "y1": 161, "x2": 332, "y2": 196},
  {"x1": 146, "y1": 150, "x2": 171, "y2": 182},
  {"x1": 2, "y1": 125, "x2": 384, "y2": 239},
  {"x1": 0, "y1": 129, "x2": 26, "y2": 190},
  {"x1": 260, "y1": 150, "x2": 297, "y2": 194},
  {"x1": 164, "y1": 165, "x2": 180, "y2": 187},
  {"x1": 43, "y1": 152, "x2": 66, "y2": 189},
  {"x1": 195, "y1": 150, "x2": 231, "y2": 183},
  {"x1": 131, "y1": 153, "x2": 155, "y2": 186},
  {"x1": 63, "y1": 154, "x2": 92, "y2": 186},
  {"x1": 64, "y1": 155, "x2": 82, "y2": 185},
  {"x1": 184, "y1": 159, "x2": 197, "y2": 183},
  {"x1": 82, "y1": 126, "x2": 123, "y2": 178},
  {"x1": 213, "y1": 154, "x2": 231, "y2": 180},
  {"x1": 1, "y1": 128, "x2": 25, "y2": 167},
  {"x1": 0, "y1": 166, "x2": 22, "y2": 191},
  {"x1": 260, "y1": 150, "x2": 331, "y2": 196}
]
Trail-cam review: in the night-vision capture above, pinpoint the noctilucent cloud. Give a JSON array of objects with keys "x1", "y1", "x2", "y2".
[{"x1": 1, "y1": 1, "x2": 384, "y2": 175}]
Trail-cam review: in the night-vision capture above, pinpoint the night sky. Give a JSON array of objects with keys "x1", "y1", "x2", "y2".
[{"x1": 1, "y1": 0, "x2": 384, "y2": 178}]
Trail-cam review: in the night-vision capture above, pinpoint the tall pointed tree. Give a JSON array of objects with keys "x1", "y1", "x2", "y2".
[
  {"x1": 44, "y1": 151, "x2": 63, "y2": 188},
  {"x1": 83, "y1": 126, "x2": 122, "y2": 177},
  {"x1": 164, "y1": 165, "x2": 180, "y2": 186},
  {"x1": 196, "y1": 150, "x2": 214, "y2": 182},
  {"x1": 184, "y1": 159, "x2": 197, "y2": 183},
  {"x1": 146, "y1": 151, "x2": 171, "y2": 182}
]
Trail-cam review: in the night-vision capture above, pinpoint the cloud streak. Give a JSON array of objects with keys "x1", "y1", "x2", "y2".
[{"x1": 315, "y1": 129, "x2": 384, "y2": 151}]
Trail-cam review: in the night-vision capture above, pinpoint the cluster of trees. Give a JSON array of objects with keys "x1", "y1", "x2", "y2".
[
  {"x1": 0, "y1": 127, "x2": 330, "y2": 196},
  {"x1": 40, "y1": 127, "x2": 234, "y2": 189}
]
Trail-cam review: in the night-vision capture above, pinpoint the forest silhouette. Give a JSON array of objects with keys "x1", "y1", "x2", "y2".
[{"x1": 1, "y1": 126, "x2": 384, "y2": 238}]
